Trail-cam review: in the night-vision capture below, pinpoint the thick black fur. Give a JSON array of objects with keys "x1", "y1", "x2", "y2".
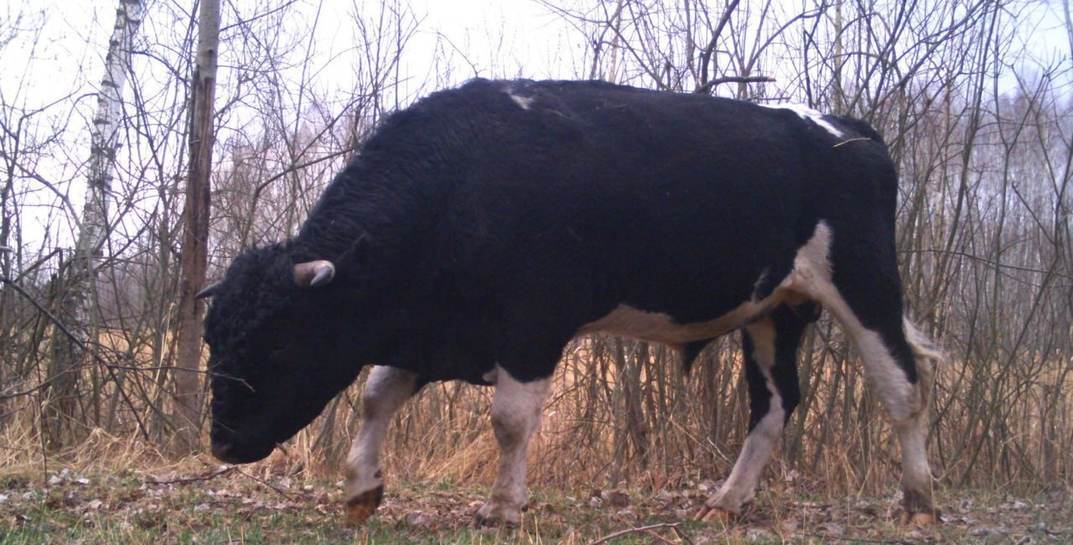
[{"x1": 201, "y1": 78, "x2": 906, "y2": 464}]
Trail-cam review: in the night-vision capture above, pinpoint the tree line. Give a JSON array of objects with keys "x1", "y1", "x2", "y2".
[{"x1": 0, "y1": 0, "x2": 1070, "y2": 493}]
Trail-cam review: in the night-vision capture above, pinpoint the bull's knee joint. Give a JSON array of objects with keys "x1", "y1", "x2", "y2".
[{"x1": 491, "y1": 412, "x2": 527, "y2": 442}]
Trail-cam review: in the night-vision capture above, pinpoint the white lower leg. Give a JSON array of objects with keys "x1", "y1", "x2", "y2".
[
  {"x1": 822, "y1": 299, "x2": 937, "y2": 516},
  {"x1": 344, "y1": 366, "x2": 417, "y2": 504},
  {"x1": 477, "y1": 367, "x2": 551, "y2": 526},
  {"x1": 897, "y1": 414, "x2": 935, "y2": 516},
  {"x1": 706, "y1": 318, "x2": 784, "y2": 514}
]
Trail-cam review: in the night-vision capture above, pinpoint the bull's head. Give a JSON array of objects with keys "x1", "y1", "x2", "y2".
[{"x1": 198, "y1": 244, "x2": 371, "y2": 464}]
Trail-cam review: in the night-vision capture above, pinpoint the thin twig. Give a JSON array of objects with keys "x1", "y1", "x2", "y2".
[
  {"x1": 587, "y1": 522, "x2": 683, "y2": 545},
  {"x1": 671, "y1": 525, "x2": 696, "y2": 545},
  {"x1": 832, "y1": 137, "x2": 873, "y2": 148},
  {"x1": 232, "y1": 466, "x2": 300, "y2": 501},
  {"x1": 642, "y1": 528, "x2": 677, "y2": 545},
  {"x1": 695, "y1": 76, "x2": 776, "y2": 95},
  {"x1": 802, "y1": 534, "x2": 916, "y2": 545},
  {"x1": 148, "y1": 466, "x2": 234, "y2": 485},
  {"x1": 0, "y1": 276, "x2": 151, "y2": 441}
]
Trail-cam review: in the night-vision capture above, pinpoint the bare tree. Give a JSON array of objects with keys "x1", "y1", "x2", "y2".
[
  {"x1": 42, "y1": 0, "x2": 144, "y2": 449},
  {"x1": 173, "y1": 0, "x2": 221, "y2": 452}
]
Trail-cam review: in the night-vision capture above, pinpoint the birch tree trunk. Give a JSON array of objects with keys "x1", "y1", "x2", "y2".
[
  {"x1": 172, "y1": 0, "x2": 220, "y2": 453},
  {"x1": 43, "y1": 0, "x2": 144, "y2": 449}
]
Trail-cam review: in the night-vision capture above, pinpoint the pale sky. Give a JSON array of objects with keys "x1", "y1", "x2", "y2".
[{"x1": 0, "y1": 0, "x2": 1069, "y2": 251}]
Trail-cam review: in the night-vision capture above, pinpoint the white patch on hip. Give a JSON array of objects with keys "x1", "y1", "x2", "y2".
[
  {"x1": 778, "y1": 221, "x2": 922, "y2": 421},
  {"x1": 759, "y1": 103, "x2": 844, "y2": 137}
]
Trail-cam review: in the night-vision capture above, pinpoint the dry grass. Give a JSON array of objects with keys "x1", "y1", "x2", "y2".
[
  {"x1": 3, "y1": 344, "x2": 1073, "y2": 543},
  {"x1": 1, "y1": 451, "x2": 1070, "y2": 544}
]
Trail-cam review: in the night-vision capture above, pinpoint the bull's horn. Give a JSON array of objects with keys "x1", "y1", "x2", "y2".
[
  {"x1": 294, "y1": 260, "x2": 335, "y2": 288},
  {"x1": 195, "y1": 281, "x2": 224, "y2": 299}
]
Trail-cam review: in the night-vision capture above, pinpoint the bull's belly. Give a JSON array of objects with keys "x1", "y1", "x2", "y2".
[
  {"x1": 577, "y1": 298, "x2": 775, "y2": 345},
  {"x1": 577, "y1": 221, "x2": 833, "y2": 345},
  {"x1": 579, "y1": 219, "x2": 828, "y2": 345}
]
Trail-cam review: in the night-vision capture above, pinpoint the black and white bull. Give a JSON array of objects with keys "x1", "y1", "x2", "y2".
[{"x1": 198, "y1": 78, "x2": 943, "y2": 526}]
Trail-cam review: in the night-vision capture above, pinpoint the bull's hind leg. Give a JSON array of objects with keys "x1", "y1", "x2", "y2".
[
  {"x1": 344, "y1": 365, "x2": 421, "y2": 525},
  {"x1": 812, "y1": 226, "x2": 943, "y2": 523},
  {"x1": 697, "y1": 304, "x2": 814, "y2": 522},
  {"x1": 475, "y1": 366, "x2": 552, "y2": 527},
  {"x1": 823, "y1": 294, "x2": 941, "y2": 522}
]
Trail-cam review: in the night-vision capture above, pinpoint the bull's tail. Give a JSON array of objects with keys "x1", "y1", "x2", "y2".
[{"x1": 902, "y1": 316, "x2": 943, "y2": 407}]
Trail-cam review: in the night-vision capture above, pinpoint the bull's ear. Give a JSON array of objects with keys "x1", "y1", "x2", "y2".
[
  {"x1": 196, "y1": 281, "x2": 224, "y2": 299},
  {"x1": 293, "y1": 260, "x2": 335, "y2": 288}
]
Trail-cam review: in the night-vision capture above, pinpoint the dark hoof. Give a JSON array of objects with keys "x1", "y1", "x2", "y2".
[
  {"x1": 345, "y1": 485, "x2": 384, "y2": 526},
  {"x1": 902, "y1": 511, "x2": 940, "y2": 525},
  {"x1": 694, "y1": 505, "x2": 737, "y2": 524},
  {"x1": 473, "y1": 503, "x2": 520, "y2": 528}
]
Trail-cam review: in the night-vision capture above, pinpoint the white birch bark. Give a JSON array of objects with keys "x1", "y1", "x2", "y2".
[{"x1": 45, "y1": 0, "x2": 144, "y2": 448}]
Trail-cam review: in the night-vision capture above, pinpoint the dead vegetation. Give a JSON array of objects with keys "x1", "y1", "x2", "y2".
[
  {"x1": 0, "y1": 436, "x2": 1069, "y2": 544},
  {"x1": 2, "y1": 0, "x2": 1073, "y2": 542}
]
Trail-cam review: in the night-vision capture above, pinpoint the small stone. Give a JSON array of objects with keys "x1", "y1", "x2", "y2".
[
  {"x1": 746, "y1": 528, "x2": 773, "y2": 541},
  {"x1": 601, "y1": 490, "x2": 629, "y2": 507},
  {"x1": 405, "y1": 512, "x2": 431, "y2": 526},
  {"x1": 821, "y1": 522, "x2": 844, "y2": 536}
]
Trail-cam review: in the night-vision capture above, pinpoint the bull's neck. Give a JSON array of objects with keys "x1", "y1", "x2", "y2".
[{"x1": 289, "y1": 155, "x2": 445, "y2": 274}]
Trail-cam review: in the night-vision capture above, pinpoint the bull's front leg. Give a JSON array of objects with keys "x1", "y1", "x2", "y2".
[
  {"x1": 344, "y1": 365, "x2": 419, "y2": 525},
  {"x1": 475, "y1": 367, "x2": 552, "y2": 527}
]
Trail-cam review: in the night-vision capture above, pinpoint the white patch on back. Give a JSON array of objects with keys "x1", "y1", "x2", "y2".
[
  {"x1": 509, "y1": 93, "x2": 534, "y2": 110},
  {"x1": 759, "y1": 103, "x2": 844, "y2": 137}
]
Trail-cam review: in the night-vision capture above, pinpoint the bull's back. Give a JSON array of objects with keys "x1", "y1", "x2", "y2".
[{"x1": 437, "y1": 81, "x2": 821, "y2": 324}]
